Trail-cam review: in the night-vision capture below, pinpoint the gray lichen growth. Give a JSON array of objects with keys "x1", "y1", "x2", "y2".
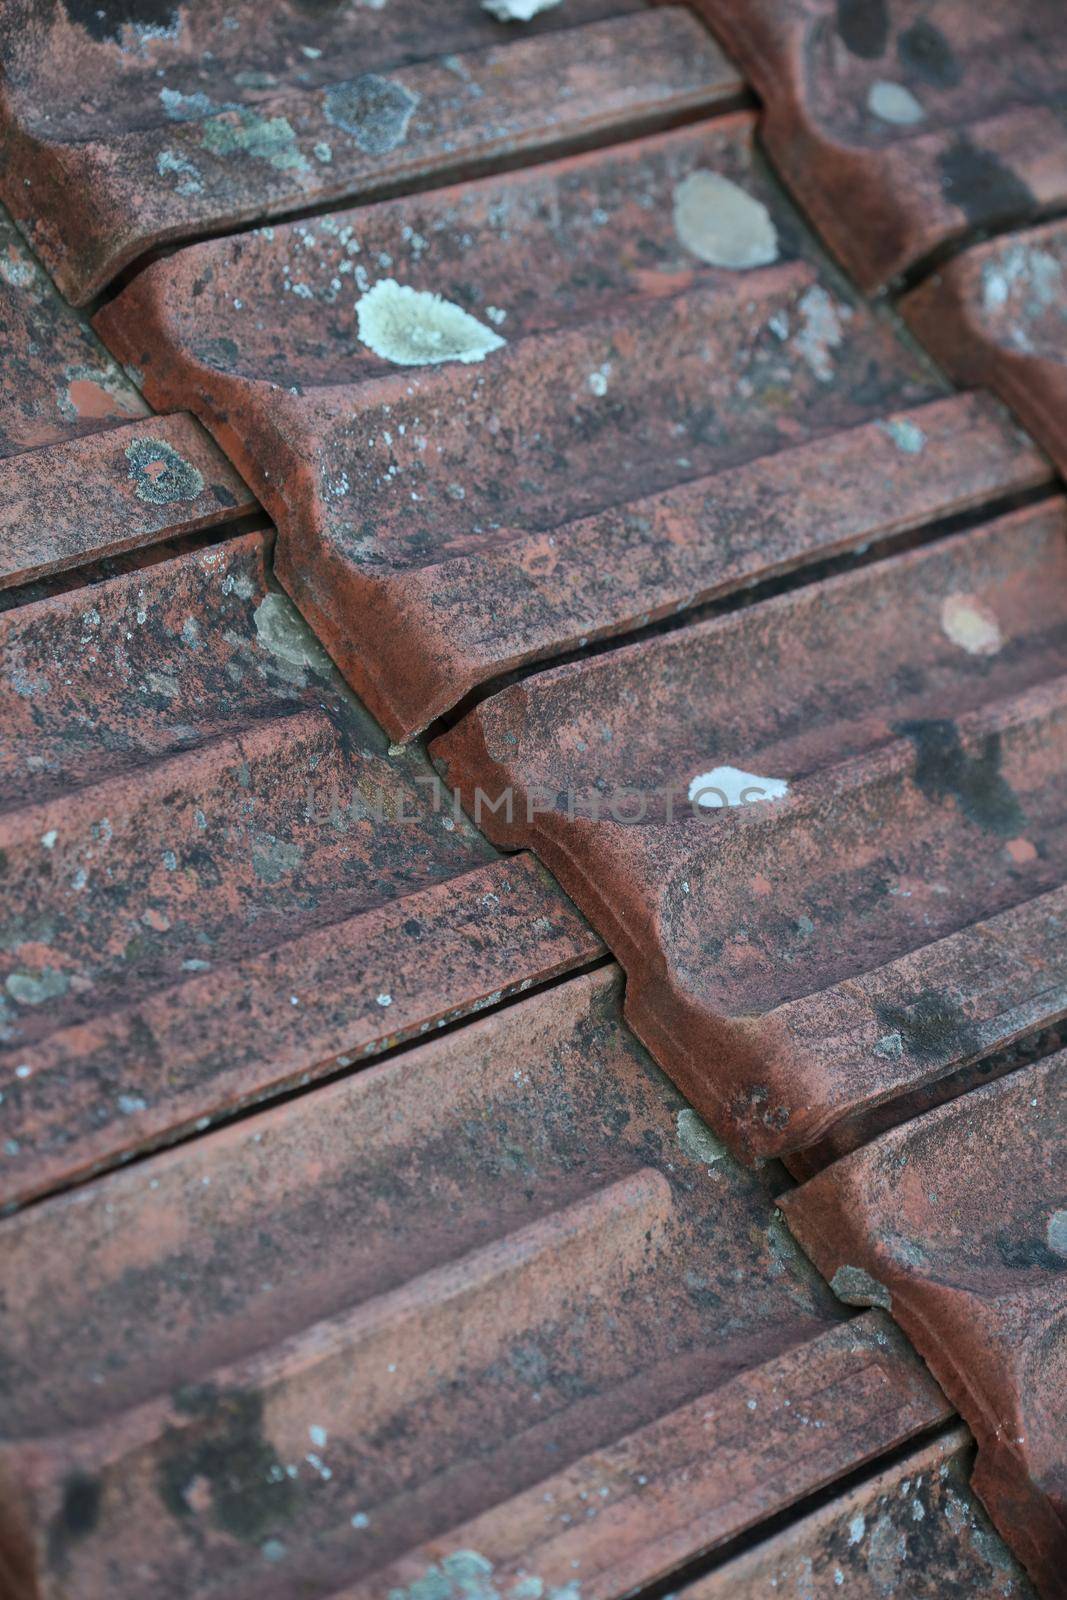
[
  {"x1": 324, "y1": 75, "x2": 419, "y2": 155},
  {"x1": 676, "y1": 1107, "x2": 728, "y2": 1166},
  {"x1": 125, "y1": 437, "x2": 205, "y2": 505},
  {"x1": 356, "y1": 279, "x2": 506, "y2": 368},
  {"x1": 201, "y1": 111, "x2": 308, "y2": 173},
  {"x1": 673, "y1": 170, "x2": 779, "y2": 270},
  {"x1": 830, "y1": 1264, "x2": 892, "y2": 1311},
  {"x1": 253, "y1": 594, "x2": 331, "y2": 674},
  {"x1": 6, "y1": 967, "x2": 70, "y2": 1007}
]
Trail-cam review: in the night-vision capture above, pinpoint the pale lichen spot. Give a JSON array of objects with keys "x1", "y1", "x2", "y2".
[
  {"x1": 688, "y1": 766, "x2": 789, "y2": 809},
  {"x1": 201, "y1": 111, "x2": 309, "y2": 173},
  {"x1": 253, "y1": 592, "x2": 331, "y2": 674},
  {"x1": 830, "y1": 1264, "x2": 892, "y2": 1311},
  {"x1": 483, "y1": 0, "x2": 563, "y2": 20},
  {"x1": 867, "y1": 79, "x2": 925, "y2": 124},
  {"x1": 676, "y1": 1107, "x2": 727, "y2": 1166},
  {"x1": 324, "y1": 75, "x2": 419, "y2": 155},
  {"x1": 879, "y1": 416, "x2": 926, "y2": 454},
  {"x1": 587, "y1": 363, "x2": 611, "y2": 397},
  {"x1": 6, "y1": 968, "x2": 70, "y2": 1007},
  {"x1": 940, "y1": 592, "x2": 1003, "y2": 657},
  {"x1": 125, "y1": 437, "x2": 205, "y2": 505},
  {"x1": 848, "y1": 1513, "x2": 867, "y2": 1546},
  {"x1": 356, "y1": 279, "x2": 505, "y2": 367},
  {"x1": 1047, "y1": 1208, "x2": 1067, "y2": 1259},
  {"x1": 672, "y1": 170, "x2": 779, "y2": 270},
  {"x1": 795, "y1": 286, "x2": 845, "y2": 383}
]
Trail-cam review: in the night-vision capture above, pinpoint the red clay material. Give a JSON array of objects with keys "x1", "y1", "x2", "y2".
[
  {"x1": 0, "y1": 531, "x2": 599, "y2": 1209},
  {"x1": 95, "y1": 113, "x2": 963, "y2": 739},
  {"x1": 0, "y1": 206, "x2": 254, "y2": 584},
  {"x1": 0, "y1": 965, "x2": 951, "y2": 1600},
  {"x1": 782, "y1": 1053, "x2": 1067, "y2": 1599},
  {"x1": 0, "y1": 3, "x2": 740, "y2": 304},
  {"x1": 435, "y1": 500, "x2": 1067, "y2": 1163},
  {"x1": 683, "y1": 1426, "x2": 1037, "y2": 1598},
  {"x1": 691, "y1": 0, "x2": 1067, "y2": 290},
  {"x1": 903, "y1": 220, "x2": 1067, "y2": 481}
]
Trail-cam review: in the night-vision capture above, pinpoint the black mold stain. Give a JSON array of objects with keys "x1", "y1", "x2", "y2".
[
  {"x1": 874, "y1": 989, "x2": 980, "y2": 1064},
  {"x1": 46, "y1": 1471, "x2": 102, "y2": 1569},
  {"x1": 157, "y1": 1384, "x2": 299, "y2": 1543},
  {"x1": 938, "y1": 137, "x2": 1037, "y2": 228},
  {"x1": 897, "y1": 19, "x2": 962, "y2": 87},
  {"x1": 62, "y1": 0, "x2": 176, "y2": 43},
  {"x1": 835, "y1": 0, "x2": 889, "y2": 59},
  {"x1": 895, "y1": 718, "x2": 1023, "y2": 836}
]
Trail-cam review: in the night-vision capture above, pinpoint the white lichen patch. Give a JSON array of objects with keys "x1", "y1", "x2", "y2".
[
  {"x1": 867, "y1": 79, "x2": 925, "y2": 125},
  {"x1": 672, "y1": 170, "x2": 779, "y2": 270},
  {"x1": 879, "y1": 416, "x2": 926, "y2": 455},
  {"x1": 1047, "y1": 1208, "x2": 1067, "y2": 1259},
  {"x1": 688, "y1": 766, "x2": 789, "y2": 809},
  {"x1": 676, "y1": 1108, "x2": 727, "y2": 1166},
  {"x1": 483, "y1": 0, "x2": 563, "y2": 19},
  {"x1": 940, "y1": 592, "x2": 1003, "y2": 657},
  {"x1": 356, "y1": 279, "x2": 506, "y2": 367},
  {"x1": 795, "y1": 285, "x2": 845, "y2": 382}
]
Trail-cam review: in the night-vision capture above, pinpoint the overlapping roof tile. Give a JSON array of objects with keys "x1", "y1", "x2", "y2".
[
  {"x1": 0, "y1": 531, "x2": 599, "y2": 1209},
  {"x1": 94, "y1": 112, "x2": 972, "y2": 739},
  {"x1": 0, "y1": 0, "x2": 741, "y2": 304},
  {"x1": 0, "y1": 964, "x2": 951, "y2": 1600},
  {"x1": 782, "y1": 1053, "x2": 1067, "y2": 1598},
  {"x1": 683, "y1": 1427, "x2": 1038, "y2": 1598},
  {"x1": 691, "y1": 0, "x2": 1067, "y2": 290},
  {"x1": 434, "y1": 497, "x2": 1067, "y2": 1163},
  {"x1": 902, "y1": 219, "x2": 1067, "y2": 480},
  {"x1": 0, "y1": 205, "x2": 255, "y2": 588}
]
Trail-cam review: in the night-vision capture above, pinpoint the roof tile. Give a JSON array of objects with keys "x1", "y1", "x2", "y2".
[
  {"x1": 0, "y1": 965, "x2": 949, "y2": 1600},
  {"x1": 95, "y1": 114, "x2": 962, "y2": 738},
  {"x1": 0, "y1": 2, "x2": 740, "y2": 303},
  {"x1": 691, "y1": 0, "x2": 1067, "y2": 289},
  {"x1": 902, "y1": 219, "x2": 1067, "y2": 479},
  {"x1": 782, "y1": 1053, "x2": 1067, "y2": 1598},
  {"x1": 682, "y1": 1426, "x2": 1038, "y2": 1598},
  {"x1": 434, "y1": 501, "x2": 1067, "y2": 1161},
  {"x1": 0, "y1": 532, "x2": 599, "y2": 1208},
  {"x1": 0, "y1": 206, "x2": 254, "y2": 587}
]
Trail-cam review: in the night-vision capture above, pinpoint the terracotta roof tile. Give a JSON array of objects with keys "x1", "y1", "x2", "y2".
[
  {"x1": 95, "y1": 113, "x2": 965, "y2": 739},
  {"x1": 0, "y1": 2, "x2": 741, "y2": 303},
  {"x1": 682, "y1": 1426, "x2": 1038, "y2": 1598},
  {"x1": 0, "y1": 965, "x2": 950, "y2": 1600},
  {"x1": 434, "y1": 499, "x2": 1067, "y2": 1161},
  {"x1": 691, "y1": 0, "x2": 1067, "y2": 290},
  {"x1": 0, "y1": 205, "x2": 255, "y2": 587},
  {"x1": 782, "y1": 1053, "x2": 1067, "y2": 1598},
  {"x1": 902, "y1": 220, "x2": 1067, "y2": 480},
  {"x1": 0, "y1": 532, "x2": 599, "y2": 1208}
]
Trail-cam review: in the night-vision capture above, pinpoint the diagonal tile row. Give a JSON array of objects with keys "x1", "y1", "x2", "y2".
[{"x1": 0, "y1": 4, "x2": 1063, "y2": 1597}]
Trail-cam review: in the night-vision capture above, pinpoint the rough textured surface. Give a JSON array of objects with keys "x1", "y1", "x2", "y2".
[
  {"x1": 903, "y1": 219, "x2": 1067, "y2": 481},
  {"x1": 0, "y1": 965, "x2": 952, "y2": 1600},
  {"x1": 0, "y1": 205, "x2": 255, "y2": 586},
  {"x1": 684, "y1": 1427, "x2": 1038, "y2": 1597},
  {"x1": 434, "y1": 499, "x2": 1067, "y2": 1162},
  {"x1": 783, "y1": 1054, "x2": 1067, "y2": 1599},
  {"x1": 96, "y1": 113, "x2": 961, "y2": 738},
  {"x1": 0, "y1": 531, "x2": 600, "y2": 1209},
  {"x1": 0, "y1": 2, "x2": 741, "y2": 303},
  {"x1": 692, "y1": 0, "x2": 1067, "y2": 289}
]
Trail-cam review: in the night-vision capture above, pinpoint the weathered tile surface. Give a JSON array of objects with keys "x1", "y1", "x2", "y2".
[
  {"x1": 903, "y1": 219, "x2": 1067, "y2": 480},
  {"x1": 95, "y1": 112, "x2": 972, "y2": 739},
  {"x1": 0, "y1": 530, "x2": 599, "y2": 1209},
  {"x1": 435, "y1": 500, "x2": 1067, "y2": 1162},
  {"x1": 0, "y1": 206, "x2": 254, "y2": 587},
  {"x1": 692, "y1": 0, "x2": 1067, "y2": 290},
  {"x1": 783, "y1": 1053, "x2": 1067, "y2": 1599},
  {"x1": 682, "y1": 1426, "x2": 1037, "y2": 1598},
  {"x1": 0, "y1": 965, "x2": 951, "y2": 1600},
  {"x1": 0, "y1": 1, "x2": 740, "y2": 303}
]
